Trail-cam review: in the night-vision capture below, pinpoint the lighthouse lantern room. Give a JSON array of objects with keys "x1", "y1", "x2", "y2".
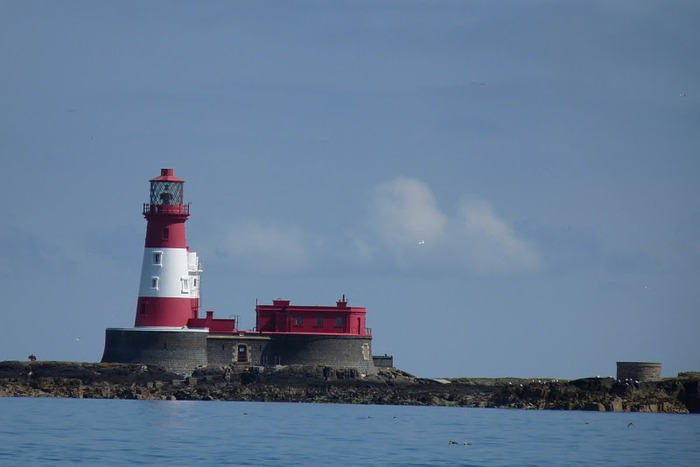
[{"x1": 135, "y1": 168, "x2": 201, "y2": 327}]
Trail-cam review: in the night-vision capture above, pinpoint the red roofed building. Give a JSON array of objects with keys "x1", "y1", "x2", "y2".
[{"x1": 255, "y1": 296, "x2": 370, "y2": 336}]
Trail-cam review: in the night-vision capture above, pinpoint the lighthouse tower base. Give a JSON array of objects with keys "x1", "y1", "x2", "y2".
[{"x1": 102, "y1": 328, "x2": 209, "y2": 375}]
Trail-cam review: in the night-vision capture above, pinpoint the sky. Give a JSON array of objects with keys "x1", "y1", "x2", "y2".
[{"x1": 1, "y1": 1, "x2": 698, "y2": 379}]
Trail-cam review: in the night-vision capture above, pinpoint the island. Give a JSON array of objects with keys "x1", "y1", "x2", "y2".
[{"x1": 1, "y1": 361, "x2": 698, "y2": 414}]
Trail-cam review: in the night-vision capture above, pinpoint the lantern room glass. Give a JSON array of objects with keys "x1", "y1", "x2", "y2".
[{"x1": 150, "y1": 181, "x2": 183, "y2": 206}]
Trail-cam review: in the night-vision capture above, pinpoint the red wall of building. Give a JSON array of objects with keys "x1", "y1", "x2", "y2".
[
  {"x1": 187, "y1": 311, "x2": 235, "y2": 333},
  {"x1": 255, "y1": 299, "x2": 369, "y2": 336}
]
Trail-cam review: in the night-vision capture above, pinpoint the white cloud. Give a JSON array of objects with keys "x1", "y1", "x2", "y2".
[
  {"x1": 210, "y1": 178, "x2": 541, "y2": 277},
  {"x1": 218, "y1": 221, "x2": 311, "y2": 273},
  {"x1": 454, "y1": 198, "x2": 542, "y2": 275},
  {"x1": 372, "y1": 177, "x2": 447, "y2": 247},
  {"x1": 370, "y1": 177, "x2": 542, "y2": 275}
]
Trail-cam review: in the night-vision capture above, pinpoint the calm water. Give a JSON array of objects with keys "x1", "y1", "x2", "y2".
[{"x1": 0, "y1": 398, "x2": 698, "y2": 466}]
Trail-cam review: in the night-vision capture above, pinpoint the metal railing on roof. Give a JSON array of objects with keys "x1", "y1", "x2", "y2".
[{"x1": 142, "y1": 203, "x2": 190, "y2": 215}]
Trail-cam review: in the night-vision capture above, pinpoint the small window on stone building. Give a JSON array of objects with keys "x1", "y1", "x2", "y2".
[
  {"x1": 153, "y1": 252, "x2": 162, "y2": 265},
  {"x1": 295, "y1": 315, "x2": 303, "y2": 326},
  {"x1": 316, "y1": 315, "x2": 323, "y2": 326},
  {"x1": 151, "y1": 277, "x2": 159, "y2": 290}
]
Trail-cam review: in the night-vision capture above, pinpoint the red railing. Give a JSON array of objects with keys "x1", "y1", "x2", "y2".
[{"x1": 143, "y1": 203, "x2": 190, "y2": 215}]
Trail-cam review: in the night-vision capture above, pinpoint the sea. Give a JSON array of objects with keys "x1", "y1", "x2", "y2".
[{"x1": 0, "y1": 398, "x2": 698, "y2": 466}]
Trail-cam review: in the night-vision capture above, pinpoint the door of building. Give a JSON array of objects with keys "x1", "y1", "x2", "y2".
[{"x1": 237, "y1": 344, "x2": 248, "y2": 362}]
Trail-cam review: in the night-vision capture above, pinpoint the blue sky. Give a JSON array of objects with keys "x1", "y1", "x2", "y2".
[{"x1": 1, "y1": 1, "x2": 698, "y2": 378}]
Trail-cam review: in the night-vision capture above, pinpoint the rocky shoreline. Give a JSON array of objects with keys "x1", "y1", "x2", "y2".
[{"x1": 1, "y1": 361, "x2": 698, "y2": 413}]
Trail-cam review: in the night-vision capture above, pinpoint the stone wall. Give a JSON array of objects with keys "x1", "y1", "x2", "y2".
[
  {"x1": 373, "y1": 355, "x2": 394, "y2": 368},
  {"x1": 103, "y1": 330, "x2": 377, "y2": 376},
  {"x1": 617, "y1": 362, "x2": 662, "y2": 382},
  {"x1": 206, "y1": 335, "x2": 271, "y2": 367},
  {"x1": 101, "y1": 328, "x2": 208, "y2": 375},
  {"x1": 262, "y1": 335, "x2": 377, "y2": 375}
]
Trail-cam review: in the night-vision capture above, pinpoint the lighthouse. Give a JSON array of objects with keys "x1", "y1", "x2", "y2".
[
  {"x1": 103, "y1": 168, "x2": 377, "y2": 375},
  {"x1": 134, "y1": 168, "x2": 201, "y2": 327}
]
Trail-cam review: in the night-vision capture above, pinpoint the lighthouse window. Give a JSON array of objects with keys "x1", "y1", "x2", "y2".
[
  {"x1": 151, "y1": 277, "x2": 159, "y2": 290},
  {"x1": 160, "y1": 188, "x2": 172, "y2": 205},
  {"x1": 150, "y1": 180, "x2": 183, "y2": 206},
  {"x1": 153, "y1": 252, "x2": 162, "y2": 265},
  {"x1": 295, "y1": 315, "x2": 303, "y2": 326},
  {"x1": 181, "y1": 277, "x2": 190, "y2": 293},
  {"x1": 163, "y1": 228, "x2": 169, "y2": 239}
]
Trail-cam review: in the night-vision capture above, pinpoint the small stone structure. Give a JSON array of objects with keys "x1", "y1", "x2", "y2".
[
  {"x1": 616, "y1": 361, "x2": 662, "y2": 382},
  {"x1": 373, "y1": 354, "x2": 394, "y2": 368}
]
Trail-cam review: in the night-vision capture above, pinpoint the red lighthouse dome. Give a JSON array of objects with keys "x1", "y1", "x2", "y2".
[{"x1": 134, "y1": 168, "x2": 201, "y2": 327}]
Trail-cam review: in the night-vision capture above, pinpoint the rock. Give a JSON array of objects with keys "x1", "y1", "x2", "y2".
[
  {"x1": 676, "y1": 380, "x2": 700, "y2": 413},
  {"x1": 609, "y1": 397, "x2": 624, "y2": 412},
  {"x1": 0, "y1": 361, "x2": 698, "y2": 413},
  {"x1": 582, "y1": 402, "x2": 606, "y2": 412}
]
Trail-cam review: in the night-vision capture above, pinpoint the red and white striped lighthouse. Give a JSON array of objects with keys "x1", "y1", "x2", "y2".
[{"x1": 134, "y1": 168, "x2": 201, "y2": 327}]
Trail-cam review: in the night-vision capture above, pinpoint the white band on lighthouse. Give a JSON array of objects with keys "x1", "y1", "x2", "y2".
[{"x1": 138, "y1": 247, "x2": 200, "y2": 299}]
